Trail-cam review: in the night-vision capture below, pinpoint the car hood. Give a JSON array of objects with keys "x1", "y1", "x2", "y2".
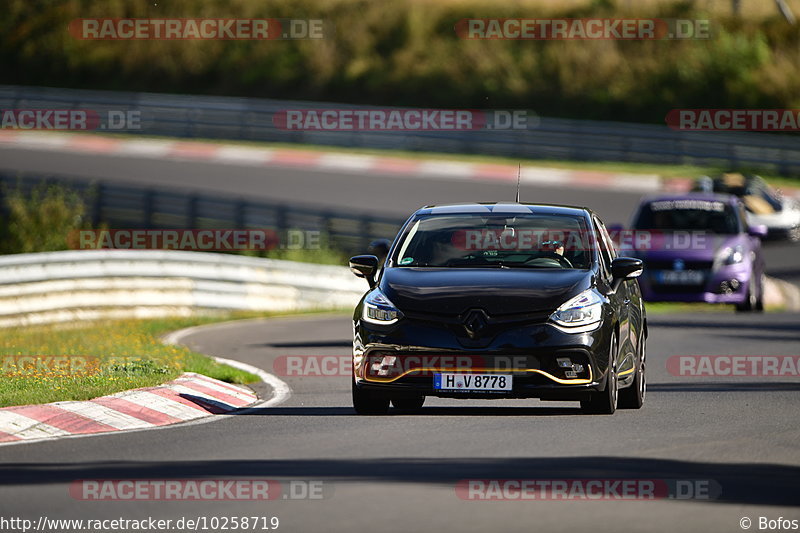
[
  {"x1": 626, "y1": 233, "x2": 745, "y2": 262},
  {"x1": 379, "y1": 267, "x2": 593, "y2": 315}
]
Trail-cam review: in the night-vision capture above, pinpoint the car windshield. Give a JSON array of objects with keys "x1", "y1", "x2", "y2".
[
  {"x1": 393, "y1": 213, "x2": 592, "y2": 269},
  {"x1": 634, "y1": 199, "x2": 740, "y2": 234}
]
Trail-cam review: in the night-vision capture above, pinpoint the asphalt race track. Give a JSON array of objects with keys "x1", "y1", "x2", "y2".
[
  {"x1": 1, "y1": 312, "x2": 799, "y2": 532},
  {"x1": 1, "y1": 143, "x2": 798, "y2": 284},
  {"x1": 1, "y1": 144, "x2": 799, "y2": 532}
]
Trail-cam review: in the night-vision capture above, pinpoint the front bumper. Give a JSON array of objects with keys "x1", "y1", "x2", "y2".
[
  {"x1": 765, "y1": 225, "x2": 800, "y2": 241},
  {"x1": 638, "y1": 263, "x2": 753, "y2": 305},
  {"x1": 353, "y1": 315, "x2": 613, "y2": 401}
]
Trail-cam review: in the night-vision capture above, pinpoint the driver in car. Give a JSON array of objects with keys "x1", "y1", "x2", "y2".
[{"x1": 540, "y1": 239, "x2": 565, "y2": 256}]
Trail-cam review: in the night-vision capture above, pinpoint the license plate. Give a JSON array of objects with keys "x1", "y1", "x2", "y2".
[
  {"x1": 656, "y1": 270, "x2": 704, "y2": 285},
  {"x1": 434, "y1": 373, "x2": 512, "y2": 391}
]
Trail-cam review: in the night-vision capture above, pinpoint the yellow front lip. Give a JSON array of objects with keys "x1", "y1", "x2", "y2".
[{"x1": 360, "y1": 365, "x2": 594, "y2": 385}]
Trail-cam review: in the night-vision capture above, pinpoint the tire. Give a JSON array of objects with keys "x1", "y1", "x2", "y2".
[
  {"x1": 581, "y1": 335, "x2": 618, "y2": 415},
  {"x1": 788, "y1": 226, "x2": 800, "y2": 243},
  {"x1": 754, "y1": 273, "x2": 765, "y2": 312},
  {"x1": 391, "y1": 396, "x2": 425, "y2": 412},
  {"x1": 618, "y1": 335, "x2": 646, "y2": 409},
  {"x1": 735, "y1": 275, "x2": 757, "y2": 312},
  {"x1": 352, "y1": 378, "x2": 390, "y2": 415}
]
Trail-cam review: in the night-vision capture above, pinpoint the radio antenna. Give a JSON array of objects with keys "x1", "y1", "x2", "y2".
[{"x1": 515, "y1": 164, "x2": 521, "y2": 203}]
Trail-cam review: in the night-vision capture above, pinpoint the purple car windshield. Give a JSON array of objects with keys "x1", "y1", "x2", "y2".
[{"x1": 634, "y1": 199, "x2": 740, "y2": 234}]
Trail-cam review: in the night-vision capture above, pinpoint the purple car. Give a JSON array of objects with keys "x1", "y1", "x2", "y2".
[{"x1": 618, "y1": 193, "x2": 767, "y2": 312}]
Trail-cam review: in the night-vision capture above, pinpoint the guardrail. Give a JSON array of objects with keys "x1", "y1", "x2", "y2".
[
  {"x1": 2, "y1": 85, "x2": 799, "y2": 175},
  {"x1": 0, "y1": 172, "x2": 405, "y2": 256},
  {"x1": 0, "y1": 250, "x2": 367, "y2": 328}
]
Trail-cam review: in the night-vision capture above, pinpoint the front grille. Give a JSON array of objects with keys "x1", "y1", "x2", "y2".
[
  {"x1": 650, "y1": 284, "x2": 707, "y2": 294},
  {"x1": 644, "y1": 260, "x2": 714, "y2": 271},
  {"x1": 402, "y1": 309, "x2": 552, "y2": 326}
]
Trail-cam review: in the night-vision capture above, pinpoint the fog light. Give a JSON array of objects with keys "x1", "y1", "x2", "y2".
[
  {"x1": 371, "y1": 355, "x2": 397, "y2": 377},
  {"x1": 730, "y1": 279, "x2": 741, "y2": 291},
  {"x1": 557, "y1": 357, "x2": 584, "y2": 377}
]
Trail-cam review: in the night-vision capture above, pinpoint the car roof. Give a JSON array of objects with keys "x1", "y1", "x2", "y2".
[
  {"x1": 638, "y1": 192, "x2": 738, "y2": 205},
  {"x1": 414, "y1": 202, "x2": 593, "y2": 218}
]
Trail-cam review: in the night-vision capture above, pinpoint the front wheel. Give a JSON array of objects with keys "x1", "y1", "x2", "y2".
[
  {"x1": 755, "y1": 273, "x2": 765, "y2": 312},
  {"x1": 735, "y1": 274, "x2": 758, "y2": 312},
  {"x1": 352, "y1": 379, "x2": 390, "y2": 415},
  {"x1": 618, "y1": 336, "x2": 646, "y2": 409},
  {"x1": 788, "y1": 225, "x2": 800, "y2": 243},
  {"x1": 581, "y1": 335, "x2": 618, "y2": 415}
]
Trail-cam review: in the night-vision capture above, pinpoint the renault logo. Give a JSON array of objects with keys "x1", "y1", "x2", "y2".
[{"x1": 463, "y1": 309, "x2": 489, "y2": 338}]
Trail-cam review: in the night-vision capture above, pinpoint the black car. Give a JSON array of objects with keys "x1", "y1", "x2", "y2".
[{"x1": 348, "y1": 202, "x2": 647, "y2": 415}]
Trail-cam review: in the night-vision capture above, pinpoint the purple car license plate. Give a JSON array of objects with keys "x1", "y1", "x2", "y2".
[{"x1": 656, "y1": 270, "x2": 705, "y2": 285}]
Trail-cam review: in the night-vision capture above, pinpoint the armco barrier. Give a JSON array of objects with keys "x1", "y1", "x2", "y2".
[
  {"x1": 2, "y1": 85, "x2": 799, "y2": 175},
  {"x1": 0, "y1": 250, "x2": 366, "y2": 327}
]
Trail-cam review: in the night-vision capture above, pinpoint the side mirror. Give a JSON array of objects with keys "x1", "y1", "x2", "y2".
[
  {"x1": 611, "y1": 257, "x2": 644, "y2": 280},
  {"x1": 610, "y1": 257, "x2": 643, "y2": 294},
  {"x1": 748, "y1": 224, "x2": 768, "y2": 239},
  {"x1": 349, "y1": 255, "x2": 379, "y2": 287}
]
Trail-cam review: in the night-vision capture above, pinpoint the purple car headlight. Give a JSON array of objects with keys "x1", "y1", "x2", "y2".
[{"x1": 715, "y1": 245, "x2": 744, "y2": 268}]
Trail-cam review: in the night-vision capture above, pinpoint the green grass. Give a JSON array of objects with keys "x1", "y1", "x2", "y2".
[
  {"x1": 0, "y1": 310, "x2": 342, "y2": 408},
  {"x1": 644, "y1": 302, "x2": 735, "y2": 315},
  {"x1": 644, "y1": 299, "x2": 787, "y2": 314},
  {"x1": 241, "y1": 245, "x2": 349, "y2": 265}
]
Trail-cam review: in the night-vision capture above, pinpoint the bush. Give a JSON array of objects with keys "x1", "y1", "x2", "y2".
[
  {"x1": 0, "y1": 181, "x2": 90, "y2": 254},
  {"x1": 2, "y1": 0, "x2": 799, "y2": 123}
]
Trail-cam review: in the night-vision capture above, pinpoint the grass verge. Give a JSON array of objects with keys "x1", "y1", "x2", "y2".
[
  {"x1": 644, "y1": 302, "x2": 736, "y2": 315},
  {"x1": 0, "y1": 310, "x2": 342, "y2": 408}
]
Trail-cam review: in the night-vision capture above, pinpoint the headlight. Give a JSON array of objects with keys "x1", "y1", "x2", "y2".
[
  {"x1": 717, "y1": 245, "x2": 744, "y2": 267},
  {"x1": 549, "y1": 288, "x2": 603, "y2": 333},
  {"x1": 362, "y1": 289, "x2": 403, "y2": 325}
]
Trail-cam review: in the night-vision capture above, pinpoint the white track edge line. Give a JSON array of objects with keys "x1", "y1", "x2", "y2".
[{"x1": 163, "y1": 323, "x2": 291, "y2": 410}]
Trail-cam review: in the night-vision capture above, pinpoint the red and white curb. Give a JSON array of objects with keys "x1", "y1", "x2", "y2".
[
  {"x1": 3, "y1": 131, "x2": 797, "y2": 198},
  {"x1": 0, "y1": 130, "x2": 662, "y2": 193},
  {"x1": 0, "y1": 372, "x2": 257, "y2": 445}
]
